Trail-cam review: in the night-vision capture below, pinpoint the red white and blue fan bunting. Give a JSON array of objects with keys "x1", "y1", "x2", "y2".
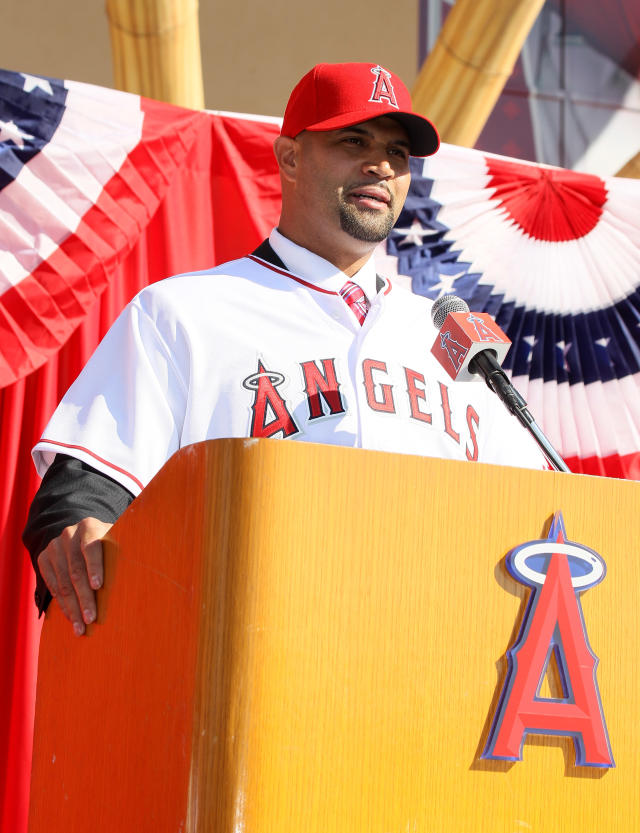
[
  {"x1": 0, "y1": 69, "x2": 267, "y2": 388},
  {"x1": 379, "y1": 146, "x2": 640, "y2": 478}
]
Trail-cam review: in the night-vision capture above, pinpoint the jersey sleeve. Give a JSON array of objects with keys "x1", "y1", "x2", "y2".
[{"x1": 32, "y1": 291, "x2": 189, "y2": 495}]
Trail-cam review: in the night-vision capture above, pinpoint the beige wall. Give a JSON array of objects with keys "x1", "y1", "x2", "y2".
[
  {"x1": 1, "y1": 0, "x2": 420, "y2": 118},
  {"x1": 2, "y1": 0, "x2": 113, "y2": 88},
  {"x1": 199, "y1": 0, "x2": 420, "y2": 116}
]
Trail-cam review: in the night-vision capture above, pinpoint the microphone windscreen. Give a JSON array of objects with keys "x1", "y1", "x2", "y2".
[{"x1": 431, "y1": 294, "x2": 470, "y2": 329}]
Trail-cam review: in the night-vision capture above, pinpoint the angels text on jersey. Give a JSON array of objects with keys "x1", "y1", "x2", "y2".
[{"x1": 242, "y1": 355, "x2": 480, "y2": 461}]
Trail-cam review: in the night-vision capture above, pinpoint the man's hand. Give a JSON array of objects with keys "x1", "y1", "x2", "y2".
[{"x1": 37, "y1": 518, "x2": 113, "y2": 636}]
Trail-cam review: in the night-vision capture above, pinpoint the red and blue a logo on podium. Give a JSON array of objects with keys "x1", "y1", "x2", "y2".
[{"x1": 483, "y1": 512, "x2": 614, "y2": 768}]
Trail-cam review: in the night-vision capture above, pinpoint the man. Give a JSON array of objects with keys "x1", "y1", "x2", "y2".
[{"x1": 24, "y1": 62, "x2": 546, "y2": 635}]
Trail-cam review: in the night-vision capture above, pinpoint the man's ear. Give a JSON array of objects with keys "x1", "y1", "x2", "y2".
[{"x1": 273, "y1": 135, "x2": 299, "y2": 183}]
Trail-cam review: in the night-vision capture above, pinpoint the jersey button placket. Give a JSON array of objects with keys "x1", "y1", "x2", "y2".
[{"x1": 352, "y1": 297, "x2": 388, "y2": 447}]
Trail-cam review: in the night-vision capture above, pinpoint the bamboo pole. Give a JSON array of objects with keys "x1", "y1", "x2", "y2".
[
  {"x1": 106, "y1": 0, "x2": 204, "y2": 109},
  {"x1": 616, "y1": 151, "x2": 640, "y2": 179},
  {"x1": 412, "y1": 0, "x2": 545, "y2": 147}
]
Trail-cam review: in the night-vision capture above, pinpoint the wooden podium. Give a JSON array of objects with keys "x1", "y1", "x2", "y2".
[{"x1": 29, "y1": 439, "x2": 639, "y2": 832}]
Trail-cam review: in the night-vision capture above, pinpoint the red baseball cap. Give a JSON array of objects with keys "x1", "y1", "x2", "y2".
[{"x1": 281, "y1": 62, "x2": 440, "y2": 158}]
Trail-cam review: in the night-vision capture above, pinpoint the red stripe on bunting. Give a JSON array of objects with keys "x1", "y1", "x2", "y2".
[
  {"x1": 486, "y1": 156, "x2": 607, "y2": 242},
  {"x1": 0, "y1": 98, "x2": 209, "y2": 389},
  {"x1": 564, "y1": 451, "x2": 640, "y2": 480}
]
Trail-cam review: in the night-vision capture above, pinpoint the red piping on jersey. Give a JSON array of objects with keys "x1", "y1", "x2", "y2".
[
  {"x1": 249, "y1": 253, "x2": 394, "y2": 298},
  {"x1": 39, "y1": 438, "x2": 145, "y2": 491},
  {"x1": 248, "y1": 255, "x2": 339, "y2": 295}
]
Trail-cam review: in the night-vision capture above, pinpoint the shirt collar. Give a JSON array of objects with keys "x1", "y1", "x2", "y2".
[{"x1": 269, "y1": 227, "x2": 378, "y2": 301}]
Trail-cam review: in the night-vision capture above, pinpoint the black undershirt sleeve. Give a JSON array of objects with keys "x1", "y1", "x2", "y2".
[{"x1": 22, "y1": 454, "x2": 135, "y2": 615}]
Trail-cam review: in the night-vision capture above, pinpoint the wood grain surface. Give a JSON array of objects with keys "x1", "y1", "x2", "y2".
[{"x1": 29, "y1": 439, "x2": 640, "y2": 832}]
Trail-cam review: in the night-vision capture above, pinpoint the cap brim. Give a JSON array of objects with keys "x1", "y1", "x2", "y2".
[
  {"x1": 387, "y1": 113, "x2": 440, "y2": 158},
  {"x1": 303, "y1": 108, "x2": 440, "y2": 157}
]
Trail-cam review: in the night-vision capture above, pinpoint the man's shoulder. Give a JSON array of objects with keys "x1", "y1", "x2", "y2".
[
  {"x1": 135, "y1": 253, "x2": 277, "y2": 303},
  {"x1": 381, "y1": 277, "x2": 436, "y2": 323},
  {"x1": 164, "y1": 253, "x2": 269, "y2": 285}
]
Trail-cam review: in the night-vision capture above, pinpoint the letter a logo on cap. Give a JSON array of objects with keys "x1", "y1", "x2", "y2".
[{"x1": 369, "y1": 65, "x2": 399, "y2": 109}]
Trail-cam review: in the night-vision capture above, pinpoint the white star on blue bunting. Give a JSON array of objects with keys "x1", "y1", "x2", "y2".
[
  {"x1": 20, "y1": 73, "x2": 54, "y2": 95},
  {"x1": 0, "y1": 119, "x2": 34, "y2": 148}
]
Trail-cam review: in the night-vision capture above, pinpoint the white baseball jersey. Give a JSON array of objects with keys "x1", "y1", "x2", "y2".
[{"x1": 33, "y1": 229, "x2": 547, "y2": 495}]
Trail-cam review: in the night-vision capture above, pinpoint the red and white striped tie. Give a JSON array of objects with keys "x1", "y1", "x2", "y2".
[{"x1": 340, "y1": 280, "x2": 370, "y2": 326}]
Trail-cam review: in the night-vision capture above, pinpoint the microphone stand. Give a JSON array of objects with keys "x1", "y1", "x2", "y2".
[{"x1": 469, "y1": 351, "x2": 571, "y2": 473}]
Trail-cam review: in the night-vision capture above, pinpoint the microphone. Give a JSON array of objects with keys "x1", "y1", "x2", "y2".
[
  {"x1": 430, "y1": 295, "x2": 511, "y2": 384},
  {"x1": 430, "y1": 295, "x2": 570, "y2": 473}
]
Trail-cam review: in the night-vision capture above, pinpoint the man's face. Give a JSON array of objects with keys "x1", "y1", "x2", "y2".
[{"x1": 290, "y1": 116, "x2": 412, "y2": 250}]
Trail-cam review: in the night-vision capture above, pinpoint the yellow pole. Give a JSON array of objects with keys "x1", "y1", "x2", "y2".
[
  {"x1": 106, "y1": 0, "x2": 204, "y2": 109},
  {"x1": 413, "y1": 0, "x2": 545, "y2": 147},
  {"x1": 616, "y1": 151, "x2": 640, "y2": 179}
]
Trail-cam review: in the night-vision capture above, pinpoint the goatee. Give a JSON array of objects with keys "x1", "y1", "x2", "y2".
[{"x1": 338, "y1": 202, "x2": 396, "y2": 243}]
